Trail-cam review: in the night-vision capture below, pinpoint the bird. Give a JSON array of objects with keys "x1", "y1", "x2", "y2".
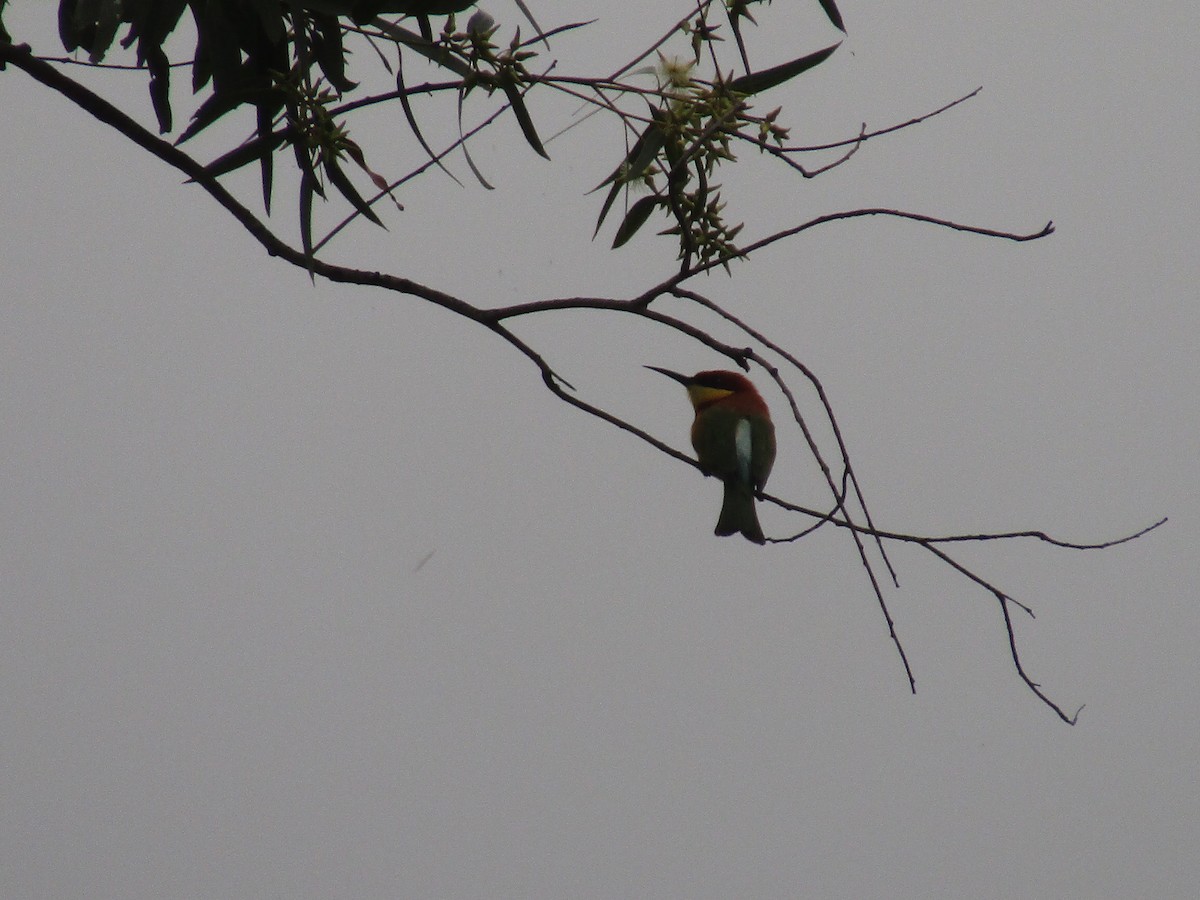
[{"x1": 646, "y1": 366, "x2": 776, "y2": 544}]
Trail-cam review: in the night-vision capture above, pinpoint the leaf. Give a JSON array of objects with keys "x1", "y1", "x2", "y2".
[
  {"x1": 145, "y1": 43, "x2": 172, "y2": 132},
  {"x1": 591, "y1": 119, "x2": 666, "y2": 238},
  {"x1": 246, "y1": 0, "x2": 286, "y2": 45},
  {"x1": 190, "y1": 11, "x2": 213, "y2": 91},
  {"x1": 724, "y1": 1, "x2": 754, "y2": 75},
  {"x1": 87, "y1": 0, "x2": 121, "y2": 59},
  {"x1": 457, "y1": 86, "x2": 494, "y2": 190},
  {"x1": 511, "y1": 0, "x2": 548, "y2": 46},
  {"x1": 176, "y1": 58, "x2": 279, "y2": 145},
  {"x1": 129, "y1": 0, "x2": 188, "y2": 55},
  {"x1": 727, "y1": 42, "x2": 840, "y2": 96},
  {"x1": 612, "y1": 195, "x2": 662, "y2": 249},
  {"x1": 623, "y1": 121, "x2": 667, "y2": 185},
  {"x1": 291, "y1": 120, "x2": 324, "y2": 200},
  {"x1": 57, "y1": 0, "x2": 81, "y2": 52},
  {"x1": 202, "y1": 127, "x2": 290, "y2": 179},
  {"x1": 60, "y1": 0, "x2": 122, "y2": 61},
  {"x1": 311, "y1": 13, "x2": 358, "y2": 93},
  {"x1": 342, "y1": 140, "x2": 389, "y2": 193},
  {"x1": 500, "y1": 79, "x2": 550, "y2": 160},
  {"x1": 178, "y1": 4, "x2": 264, "y2": 140},
  {"x1": 176, "y1": 85, "x2": 253, "y2": 144},
  {"x1": 119, "y1": 0, "x2": 191, "y2": 120},
  {"x1": 818, "y1": 0, "x2": 846, "y2": 33},
  {"x1": 396, "y1": 61, "x2": 462, "y2": 186},
  {"x1": 522, "y1": 18, "x2": 597, "y2": 45},
  {"x1": 299, "y1": 170, "x2": 316, "y2": 280},
  {"x1": 415, "y1": 14, "x2": 432, "y2": 42},
  {"x1": 256, "y1": 103, "x2": 276, "y2": 213},
  {"x1": 460, "y1": 140, "x2": 494, "y2": 191},
  {"x1": 323, "y1": 156, "x2": 385, "y2": 227},
  {"x1": 367, "y1": 19, "x2": 474, "y2": 79}
]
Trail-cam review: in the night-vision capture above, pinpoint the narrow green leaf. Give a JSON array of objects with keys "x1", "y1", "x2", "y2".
[
  {"x1": 593, "y1": 180, "x2": 624, "y2": 239},
  {"x1": 818, "y1": 0, "x2": 846, "y2": 33},
  {"x1": 727, "y1": 42, "x2": 840, "y2": 96},
  {"x1": 520, "y1": 18, "x2": 596, "y2": 45},
  {"x1": 190, "y1": 9, "x2": 212, "y2": 91},
  {"x1": 323, "y1": 157, "x2": 385, "y2": 227},
  {"x1": 145, "y1": 43, "x2": 172, "y2": 133},
  {"x1": 342, "y1": 140, "x2": 391, "y2": 194},
  {"x1": 511, "y1": 0, "x2": 548, "y2": 46},
  {"x1": 591, "y1": 120, "x2": 666, "y2": 238},
  {"x1": 292, "y1": 120, "x2": 325, "y2": 200},
  {"x1": 177, "y1": 63, "x2": 277, "y2": 145},
  {"x1": 590, "y1": 118, "x2": 667, "y2": 193},
  {"x1": 724, "y1": 5, "x2": 752, "y2": 75},
  {"x1": 299, "y1": 170, "x2": 316, "y2": 280},
  {"x1": 366, "y1": 19, "x2": 473, "y2": 79},
  {"x1": 460, "y1": 140, "x2": 494, "y2": 191},
  {"x1": 396, "y1": 61, "x2": 462, "y2": 186},
  {"x1": 256, "y1": 104, "x2": 276, "y2": 213},
  {"x1": 130, "y1": 0, "x2": 188, "y2": 53},
  {"x1": 195, "y1": 1, "x2": 241, "y2": 94},
  {"x1": 246, "y1": 0, "x2": 286, "y2": 45},
  {"x1": 61, "y1": 0, "x2": 122, "y2": 61},
  {"x1": 58, "y1": 0, "x2": 79, "y2": 51},
  {"x1": 311, "y1": 13, "x2": 358, "y2": 93},
  {"x1": 612, "y1": 195, "x2": 661, "y2": 249},
  {"x1": 500, "y1": 80, "x2": 550, "y2": 160},
  {"x1": 202, "y1": 128, "x2": 288, "y2": 179},
  {"x1": 457, "y1": 86, "x2": 494, "y2": 190},
  {"x1": 624, "y1": 123, "x2": 667, "y2": 185}
]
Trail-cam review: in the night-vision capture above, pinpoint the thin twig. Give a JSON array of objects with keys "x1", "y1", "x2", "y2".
[{"x1": 920, "y1": 540, "x2": 1081, "y2": 724}]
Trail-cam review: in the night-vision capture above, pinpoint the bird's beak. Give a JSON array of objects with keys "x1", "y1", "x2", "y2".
[{"x1": 644, "y1": 365, "x2": 691, "y2": 386}]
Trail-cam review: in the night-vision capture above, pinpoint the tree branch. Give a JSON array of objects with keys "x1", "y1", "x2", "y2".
[{"x1": 2, "y1": 7, "x2": 1155, "y2": 728}]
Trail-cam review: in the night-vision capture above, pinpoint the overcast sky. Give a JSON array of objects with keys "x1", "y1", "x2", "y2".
[{"x1": 3, "y1": 2, "x2": 1198, "y2": 898}]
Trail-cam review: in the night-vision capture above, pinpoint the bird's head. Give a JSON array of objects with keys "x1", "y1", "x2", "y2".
[{"x1": 645, "y1": 366, "x2": 762, "y2": 411}]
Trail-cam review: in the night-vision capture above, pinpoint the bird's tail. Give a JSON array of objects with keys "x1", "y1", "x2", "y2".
[{"x1": 716, "y1": 479, "x2": 765, "y2": 544}]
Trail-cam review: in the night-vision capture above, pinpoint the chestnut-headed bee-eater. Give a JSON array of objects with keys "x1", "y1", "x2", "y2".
[{"x1": 647, "y1": 366, "x2": 777, "y2": 544}]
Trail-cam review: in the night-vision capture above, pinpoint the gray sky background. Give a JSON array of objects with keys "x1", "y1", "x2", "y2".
[{"x1": 3, "y1": 2, "x2": 1198, "y2": 898}]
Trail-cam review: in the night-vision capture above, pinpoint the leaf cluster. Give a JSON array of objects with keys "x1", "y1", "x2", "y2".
[
  {"x1": 46, "y1": 2, "x2": 504, "y2": 223},
  {"x1": 11, "y1": 0, "x2": 851, "y2": 268},
  {"x1": 596, "y1": 41, "x2": 840, "y2": 270}
]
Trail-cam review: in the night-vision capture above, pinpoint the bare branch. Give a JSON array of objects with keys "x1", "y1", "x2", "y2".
[
  {"x1": 921, "y1": 517, "x2": 1168, "y2": 550},
  {"x1": 780, "y1": 86, "x2": 984, "y2": 154},
  {"x1": 920, "y1": 541, "x2": 1081, "y2": 724}
]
